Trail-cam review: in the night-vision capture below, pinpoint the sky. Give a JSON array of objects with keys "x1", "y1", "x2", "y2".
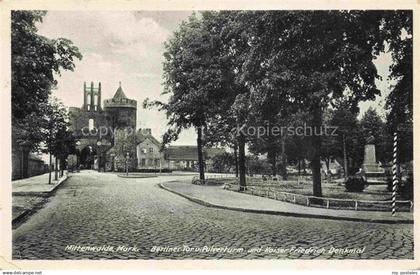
[
  {"x1": 36, "y1": 11, "x2": 394, "y2": 146},
  {"x1": 37, "y1": 10, "x2": 197, "y2": 145}
]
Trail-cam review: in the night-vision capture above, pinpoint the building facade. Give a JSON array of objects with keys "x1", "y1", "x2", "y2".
[
  {"x1": 136, "y1": 129, "x2": 165, "y2": 170},
  {"x1": 69, "y1": 81, "x2": 225, "y2": 172},
  {"x1": 164, "y1": 146, "x2": 225, "y2": 171}
]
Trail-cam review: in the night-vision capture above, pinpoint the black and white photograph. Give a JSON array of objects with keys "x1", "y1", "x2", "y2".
[{"x1": 1, "y1": 1, "x2": 417, "y2": 270}]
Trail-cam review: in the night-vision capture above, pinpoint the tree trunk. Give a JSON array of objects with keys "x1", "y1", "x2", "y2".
[
  {"x1": 20, "y1": 149, "x2": 24, "y2": 179},
  {"x1": 234, "y1": 143, "x2": 239, "y2": 178},
  {"x1": 197, "y1": 126, "x2": 205, "y2": 181},
  {"x1": 238, "y1": 133, "x2": 246, "y2": 191},
  {"x1": 48, "y1": 153, "x2": 52, "y2": 184},
  {"x1": 311, "y1": 103, "x2": 323, "y2": 197},
  {"x1": 267, "y1": 150, "x2": 277, "y2": 176},
  {"x1": 55, "y1": 156, "x2": 58, "y2": 180},
  {"x1": 60, "y1": 156, "x2": 65, "y2": 177},
  {"x1": 343, "y1": 132, "x2": 348, "y2": 179},
  {"x1": 298, "y1": 159, "x2": 301, "y2": 176}
]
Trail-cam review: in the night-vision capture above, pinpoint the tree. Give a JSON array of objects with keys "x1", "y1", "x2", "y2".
[
  {"x1": 328, "y1": 104, "x2": 362, "y2": 176},
  {"x1": 53, "y1": 126, "x2": 77, "y2": 177},
  {"x1": 359, "y1": 108, "x2": 390, "y2": 164},
  {"x1": 12, "y1": 11, "x2": 82, "y2": 178},
  {"x1": 204, "y1": 110, "x2": 239, "y2": 176},
  {"x1": 148, "y1": 12, "x2": 236, "y2": 181},
  {"x1": 211, "y1": 152, "x2": 235, "y2": 173},
  {"x1": 381, "y1": 11, "x2": 413, "y2": 164}
]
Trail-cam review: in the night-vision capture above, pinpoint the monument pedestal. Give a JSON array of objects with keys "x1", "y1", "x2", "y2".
[{"x1": 362, "y1": 144, "x2": 385, "y2": 182}]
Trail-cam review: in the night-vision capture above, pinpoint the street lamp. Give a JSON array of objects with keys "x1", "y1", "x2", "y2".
[
  {"x1": 96, "y1": 140, "x2": 102, "y2": 172},
  {"x1": 126, "y1": 152, "x2": 130, "y2": 176}
]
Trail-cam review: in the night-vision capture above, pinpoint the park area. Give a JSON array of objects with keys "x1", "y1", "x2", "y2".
[{"x1": 210, "y1": 176, "x2": 413, "y2": 212}]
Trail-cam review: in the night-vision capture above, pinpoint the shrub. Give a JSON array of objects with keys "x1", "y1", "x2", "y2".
[
  {"x1": 400, "y1": 172, "x2": 413, "y2": 200},
  {"x1": 345, "y1": 176, "x2": 367, "y2": 192}
]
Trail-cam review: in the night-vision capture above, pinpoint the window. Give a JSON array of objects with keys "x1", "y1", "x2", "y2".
[
  {"x1": 141, "y1": 148, "x2": 147, "y2": 154},
  {"x1": 149, "y1": 148, "x2": 154, "y2": 153},
  {"x1": 155, "y1": 159, "x2": 160, "y2": 166},
  {"x1": 94, "y1": 94, "x2": 98, "y2": 110},
  {"x1": 140, "y1": 159, "x2": 146, "y2": 166},
  {"x1": 88, "y1": 119, "x2": 94, "y2": 131}
]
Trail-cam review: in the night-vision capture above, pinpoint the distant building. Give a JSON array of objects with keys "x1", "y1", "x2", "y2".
[
  {"x1": 164, "y1": 146, "x2": 225, "y2": 171},
  {"x1": 136, "y1": 129, "x2": 165, "y2": 170},
  {"x1": 69, "y1": 81, "x2": 137, "y2": 171},
  {"x1": 12, "y1": 153, "x2": 47, "y2": 180}
]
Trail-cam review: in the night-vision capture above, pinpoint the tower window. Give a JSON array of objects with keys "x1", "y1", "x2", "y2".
[
  {"x1": 149, "y1": 148, "x2": 154, "y2": 153},
  {"x1": 87, "y1": 94, "x2": 91, "y2": 110},
  {"x1": 94, "y1": 94, "x2": 98, "y2": 110},
  {"x1": 88, "y1": 119, "x2": 94, "y2": 131}
]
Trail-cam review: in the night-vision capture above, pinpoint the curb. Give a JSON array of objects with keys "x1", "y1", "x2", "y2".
[
  {"x1": 12, "y1": 174, "x2": 70, "y2": 226},
  {"x1": 158, "y1": 183, "x2": 413, "y2": 225},
  {"x1": 117, "y1": 174, "x2": 158, "y2": 179}
]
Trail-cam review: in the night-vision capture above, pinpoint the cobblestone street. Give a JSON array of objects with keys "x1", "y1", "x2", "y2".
[{"x1": 12, "y1": 171, "x2": 414, "y2": 260}]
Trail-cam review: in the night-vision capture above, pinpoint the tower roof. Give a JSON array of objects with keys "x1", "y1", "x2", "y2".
[
  {"x1": 113, "y1": 82, "x2": 127, "y2": 99},
  {"x1": 103, "y1": 81, "x2": 137, "y2": 109}
]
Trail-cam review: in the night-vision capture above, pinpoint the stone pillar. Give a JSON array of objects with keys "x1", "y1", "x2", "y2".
[
  {"x1": 98, "y1": 82, "x2": 102, "y2": 111},
  {"x1": 90, "y1": 81, "x2": 94, "y2": 110}
]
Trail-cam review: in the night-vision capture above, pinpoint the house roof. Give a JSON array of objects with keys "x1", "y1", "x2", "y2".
[
  {"x1": 136, "y1": 129, "x2": 161, "y2": 147},
  {"x1": 113, "y1": 82, "x2": 127, "y2": 99},
  {"x1": 164, "y1": 146, "x2": 225, "y2": 161}
]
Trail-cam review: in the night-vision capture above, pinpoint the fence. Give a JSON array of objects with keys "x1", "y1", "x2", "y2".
[
  {"x1": 224, "y1": 183, "x2": 413, "y2": 212},
  {"x1": 191, "y1": 174, "x2": 237, "y2": 185}
]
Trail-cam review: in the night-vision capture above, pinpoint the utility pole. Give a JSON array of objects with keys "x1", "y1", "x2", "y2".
[
  {"x1": 343, "y1": 132, "x2": 348, "y2": 180},
  {"x1": 126, "y1": 152, "x2": 129, "y2": 176}
]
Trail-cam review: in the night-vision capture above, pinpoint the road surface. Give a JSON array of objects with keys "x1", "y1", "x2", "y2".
[{"x1": 12, "y1": 171, "x2": 413, "y2": 259}]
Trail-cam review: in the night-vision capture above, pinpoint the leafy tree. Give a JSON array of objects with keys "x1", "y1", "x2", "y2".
[
  {"x1": 328, "y1": 104, "x2": 362, "y2": 176},
  {"x1": 359, "y1": 108, "x2": 390, "y2": 164},
  {"x1": 148, "y1": 12, "x2": 237, "y2": 181},
  {"x1": 204, "y1": 110, "x2": 239, "y2": 176},
  {"x1": 240, "y1": 11, "x2": 384, "y2": 197},
  {"x1": 53, "y1": 126, "x2": 77, "y2": 177},
  {"x1": 11, "y1": 10, "x2": 82, "y2": 177},
  {"x1": 381, "y1": 11, "x2": 413, "y2": 164},
  {"x1": 41, "y1": 98, "x2": 69, "y2": 184}
]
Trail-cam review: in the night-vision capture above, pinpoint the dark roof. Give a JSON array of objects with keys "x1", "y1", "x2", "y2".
[
  {"x1": 29, "y1": 153, "x2": 44, "y2": 162},
  {"x1": 204, "y1": 148, "x2": 225, "y2": 158},
  {"x1": 165, "y1": 146, "x2": 225, "y2": 161}
]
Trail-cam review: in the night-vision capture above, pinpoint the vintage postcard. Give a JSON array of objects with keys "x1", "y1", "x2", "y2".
[{"x1": 0, "y1": 0, "x2": 418, "y2": 271}]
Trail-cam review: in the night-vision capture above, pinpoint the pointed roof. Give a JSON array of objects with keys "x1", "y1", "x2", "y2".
[{"x1": 113, "y1": 82, "x2": 127, "y2": 99}]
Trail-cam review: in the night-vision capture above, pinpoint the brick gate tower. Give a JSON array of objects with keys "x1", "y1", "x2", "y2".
[{"x1": 69, "y1": 81, "x2": 138, "y2": 171}]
